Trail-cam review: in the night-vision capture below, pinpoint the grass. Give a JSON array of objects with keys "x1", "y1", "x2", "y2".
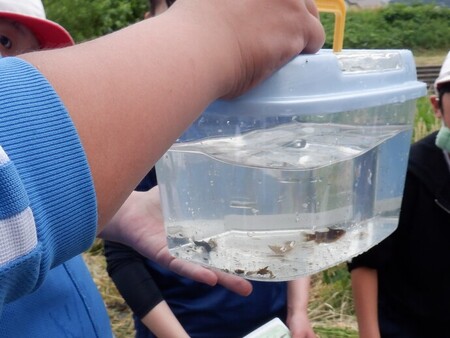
[
  {"x1": 308, "y1": 268, "x2": 358, "y2": 338},
  {"x1": 84, "y1": 56, "x2": 442, "y2": 337},
  {"x1": 414, "y1": 96, "x2": 440, "y2": 141},
  {"x1": 83, "y1": 247, "x2": 135, "y2": 337},
  {"x1": 413, "y1": 50, "x2": 448, "y2": 67}
]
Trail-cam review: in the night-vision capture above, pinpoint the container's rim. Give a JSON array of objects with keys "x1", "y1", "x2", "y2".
[{"x1": 207, "y1": 81, "x2": 427, "y2": 116}]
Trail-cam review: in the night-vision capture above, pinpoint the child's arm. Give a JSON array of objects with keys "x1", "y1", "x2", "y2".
[
  {"x1": 286, "y1": 277, "x2": 316, "y2": 338},
  {"x1": 351, "y1": 267, "x2": 380, "y2": 338},
  {"x1": 21, "y1": 0, "x2": 324, "y2": 231},
  {"x1": 141, "y1": 301, "x2": 190, "y2": 338}
]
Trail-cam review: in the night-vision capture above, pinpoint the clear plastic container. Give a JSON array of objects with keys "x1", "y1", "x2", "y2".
[{"x1": 155, "y1": 49, "x2": 427, "y2": 281}]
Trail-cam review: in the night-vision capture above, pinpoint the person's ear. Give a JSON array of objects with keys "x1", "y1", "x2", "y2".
[{"x1": 430, "y1": 95, "x2": 443, "y2": 119}]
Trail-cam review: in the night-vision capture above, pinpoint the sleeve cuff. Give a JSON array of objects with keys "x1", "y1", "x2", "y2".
[{"x1": 0, "y1": 57, "x2": 97, "y2": 274}]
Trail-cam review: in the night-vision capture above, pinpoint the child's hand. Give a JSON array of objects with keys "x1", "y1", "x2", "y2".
[
  {"x1": 99, "y1": 187, "x2": 253, "y2": 297},
  {"x1": 170, "y1": 0, "x2": 325, "y2": 99}
]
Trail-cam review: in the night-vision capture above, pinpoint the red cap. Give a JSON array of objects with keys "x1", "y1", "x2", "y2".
[{"x1": 0, "y1": 0, "x2": 74, "y2": 48}]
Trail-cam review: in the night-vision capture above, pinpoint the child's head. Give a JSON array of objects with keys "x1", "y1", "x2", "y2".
[
  {"x1": 430, "y1": 52, "x2": 450, "y2": 151},
  {"x1": 431, "y1": 52, "x2": 450, "y2": 119},
  {"x1": 0, "y1": 0, "x2": 73, "y2": 56}
]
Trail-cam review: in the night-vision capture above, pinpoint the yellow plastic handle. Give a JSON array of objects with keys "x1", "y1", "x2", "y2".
[{"x1": 315, "y1": 0, "x2": 346, "y2": 52}]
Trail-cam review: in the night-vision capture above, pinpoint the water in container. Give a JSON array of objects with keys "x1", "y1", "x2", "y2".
[{"x1": 156, "y1": 50, "x2": 427, "y2": 281}]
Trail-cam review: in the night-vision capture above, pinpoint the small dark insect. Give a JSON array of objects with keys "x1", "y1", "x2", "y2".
[
  {"x1": 257, "y1": 266, "x2": 272, "y2": 276},
  {"x1": 193, "y1": 240, "x2": 212, "y2": 252},
  {"x1": 304, "y1": 228, "x2": 346, "y2": 244},
  {"x1": 193, "y1": 239, "x2": 217, "y2": 253},
  {"x1": 236, "y1": 266, "x2": 276, "y2": 279},
  {"x1": 246, "y1": 266, "x2": 275, "y2": 279}
]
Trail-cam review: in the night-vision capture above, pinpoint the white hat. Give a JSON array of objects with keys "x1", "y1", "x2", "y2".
[
  {"x1": 0, "y1": 0, "x2": 73, "y2": 48},
  {"x1": 435, "y1": 51, "x2": 450, "y2": 92}
]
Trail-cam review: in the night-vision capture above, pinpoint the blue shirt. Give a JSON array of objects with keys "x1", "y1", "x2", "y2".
[
  {"x1": 0, "y1": 57, "x2": 111, "y2": 336},
  {"x1": 1, "y1": 256, "x2": 112, "y2": 337}
]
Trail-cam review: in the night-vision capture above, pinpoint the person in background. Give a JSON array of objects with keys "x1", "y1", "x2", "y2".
[
  {"x1": 0, "y1": 0, "x2": 324, "y2": 326},
  {"x1": 348, "y1": 51, "x2": 450, "y2": 338},
  {"x1": 104, "y1": 1, "x2": 316, "y2": 337},
  {"x1": 0, "y1": 0, "x2": 112, "y2": 336}
]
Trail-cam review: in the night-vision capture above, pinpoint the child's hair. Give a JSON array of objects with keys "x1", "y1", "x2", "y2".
[
  {"x1": 148, "y1": 0, "x2": 175, "y2": 16},
  {"x1": 438, "y1": 82, "x2": 450, "y2": 111}
]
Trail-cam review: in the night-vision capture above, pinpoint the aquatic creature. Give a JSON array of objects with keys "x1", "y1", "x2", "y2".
[
  {"x1": 245, "y1": 266, "x2": 275, "y2": 279},
  {"x1": 268, "y1": 241, "x2": 296, "y2": 255},
  {"x1": 255, "y1": 266, "x2": 275, "y2": 278},
  {"x1": 304, "y1": 227, "x2": 346, "y2": 243},
  {"x1": 234, "y1": 266, "x2": 276, "y2": 279},
  {"x1": 193, "y1": 239, "x2": 217, "y2": 252}
]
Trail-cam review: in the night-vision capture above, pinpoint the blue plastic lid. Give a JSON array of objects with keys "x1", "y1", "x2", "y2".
[{"x1": 206, "y1": 49, "x2": 427, "y2": 116}]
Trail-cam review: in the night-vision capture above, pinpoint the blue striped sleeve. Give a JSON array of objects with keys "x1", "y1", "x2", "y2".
[{"x1": 0, "y1": 57, "x2": 97, "y2": 309}]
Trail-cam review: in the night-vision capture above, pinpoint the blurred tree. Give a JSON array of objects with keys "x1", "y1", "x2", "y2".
[{"x1": 43, "y1": 0, "x2": 148, "y2": 42}]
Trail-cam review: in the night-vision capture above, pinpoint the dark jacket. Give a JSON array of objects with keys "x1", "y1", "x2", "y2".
[{"x1": 348, "y1": 131, "x2": 450, "y2": 331}]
